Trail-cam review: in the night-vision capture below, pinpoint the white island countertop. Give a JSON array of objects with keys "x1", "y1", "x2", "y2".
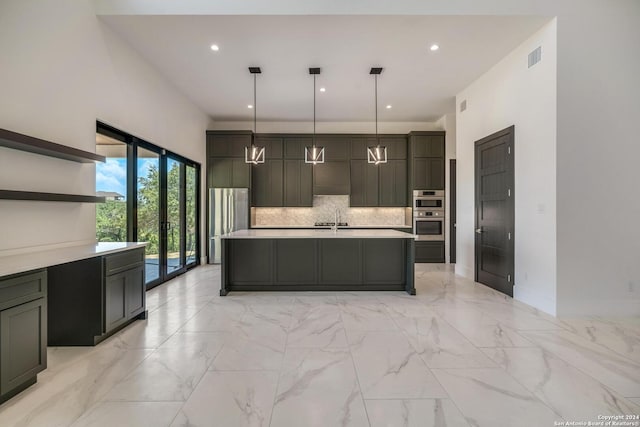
[
  {"x1": 0, "y1": 242, "x2": 147, "y2": 278},
  {"x1": 221, "y1": 229, "x2": 416, "y2": 239}
]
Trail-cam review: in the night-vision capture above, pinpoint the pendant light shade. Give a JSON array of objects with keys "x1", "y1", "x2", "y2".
[
  {"x1": 245, "y1": 67, "x2": 265, "y2": 165},
  {"x1": 305, "y1": 67, "x2": 325, "y2": 164},
  {"x1": 367, "y1": 67, "x2": 387, "y2": 165}
]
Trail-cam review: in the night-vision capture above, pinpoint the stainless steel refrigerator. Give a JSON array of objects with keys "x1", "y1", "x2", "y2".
[{"x1": 208, "y1": 188, "x2": 249, "y2": 264}]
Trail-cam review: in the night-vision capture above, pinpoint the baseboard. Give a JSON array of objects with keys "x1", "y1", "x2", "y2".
[
  {"x1": 514, "y1": 283, "x2": 556, "y2": 316},
  {"x1": 455, "y1": 264, "x2": 473, "y2": 280}
]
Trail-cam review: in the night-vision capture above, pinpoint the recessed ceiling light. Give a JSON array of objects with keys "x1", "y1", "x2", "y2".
[
  {"x1": 247, "y1": 104, "x2": 253, "y2": 109},
  {"x1": 319, "y1": 87, "x2": 326, "y2": 92},
  {"x1": 210, "y1": 44, "x2": 220, "y2": 52},
  {"x1": 430, "y1": 44, "x2": 439, "y2": 51},
  {"x1": 386, "y1": 105, "x2": 392, "y2": 109}
]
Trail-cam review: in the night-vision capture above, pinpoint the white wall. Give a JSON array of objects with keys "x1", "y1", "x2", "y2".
[
  {"x1": 0, "y1": 0, "x2": 211, "y2": 257},
  {"x1": 208, "y1": 121, "x2": 441, "y2": 134},
  {"x1": 456, "y1": 20, "x2": 557, "y2": 315}
]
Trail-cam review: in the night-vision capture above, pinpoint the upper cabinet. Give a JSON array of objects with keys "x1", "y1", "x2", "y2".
[
  {"x1": 284, "y1": 160, "x2": 313, "y2": 207},
  {"x1": 313, "y1": 161, "x2": 350, "y2": 195},
  {"x1": 254, "y1": 136, "x2": 283, "y2": 159},
  {"x1": 314, "y1": 136, "x2": 350, "y2": 161},
  {"x1": 252, "y1": 160, "x2": 283, "y2": 207},
  {"x1": 409, "y1": 132, "x2": 445, "y2": 191},
  {"x1": 207, "y1": 131, "x2": 251, "y2": 158},
  {"x1": 283, "y1": 137, "x2": 312, "y2": 159},
  {"x1": 206, "y1": 131, "x2": 252, "y2": 188}
]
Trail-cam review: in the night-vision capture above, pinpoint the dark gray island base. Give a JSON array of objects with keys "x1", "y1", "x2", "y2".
[{"x1": 220, "y1": 229, "x2": 416, "y2": 295}]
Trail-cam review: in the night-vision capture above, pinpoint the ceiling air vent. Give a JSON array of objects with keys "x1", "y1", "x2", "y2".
[
  {"x1": 528, "y1": 46, "x2": 542, "y2": 68},
  {"x1": 460, "y1": 100, "x2": 467, "y2": 112}
]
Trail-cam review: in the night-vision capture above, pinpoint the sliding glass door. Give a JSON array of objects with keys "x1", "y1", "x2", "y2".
[
  {"x1": 96, "y1": 123, "x2": 200, "y2": 290},
  {"x1": 137, "y1": 145, "x2": 161, "y2": 285},
  {"x1": 165, "y1": 157, "x2": 185, "y2": 278}
]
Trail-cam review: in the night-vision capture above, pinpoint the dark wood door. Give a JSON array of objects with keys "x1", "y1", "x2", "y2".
[
  {"x1": 450, "y1": 159, "x2": 457, "y2": 263},
  {"x1": 474, "y1": 126, "x2": 514, "y2": 297}
]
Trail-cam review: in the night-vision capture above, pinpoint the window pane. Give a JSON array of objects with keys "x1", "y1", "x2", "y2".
[
  {"x1": 96, "y1": 134, "x2": 127, "y2": 242},
  {"x1": 186, "y1": 165, "x2": 197, "y2": 265},
  {"x1": 166, "y1": 158, "x2": 184, "y2": 275},
  {"x1": 137, "y1": 147, "x2": 160, "y2": 284}
]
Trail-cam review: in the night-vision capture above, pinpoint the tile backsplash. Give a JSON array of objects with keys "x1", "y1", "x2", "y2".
[{"x1": 253, "y1": 195, "x2": 410, "y2": 226}]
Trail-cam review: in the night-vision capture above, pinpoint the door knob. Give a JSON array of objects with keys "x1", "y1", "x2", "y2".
[{"x1": 475, "y1": 228, "x2": 483, "y2": 234}]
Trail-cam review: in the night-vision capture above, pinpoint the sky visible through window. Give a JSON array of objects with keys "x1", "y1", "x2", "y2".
[{"x1": 96, "y1": 158, "x2": 157, "y2": 198}]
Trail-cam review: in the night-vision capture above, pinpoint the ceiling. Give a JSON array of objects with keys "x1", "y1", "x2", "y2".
[{"x1": 100, "y1": 15, "x2": 550, "y2": 122}]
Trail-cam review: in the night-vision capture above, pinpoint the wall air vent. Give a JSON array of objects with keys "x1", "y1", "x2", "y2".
[
  {"x1": 528, "y1": 46, "x2": 542, "y2": 68},
  {"x1": 460, "y1": 100, "x2": 467, "y2": 112}
]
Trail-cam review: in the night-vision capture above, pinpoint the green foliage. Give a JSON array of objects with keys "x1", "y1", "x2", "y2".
[{"x1": 97, "y1": 161, "x2": 197, "y2": 259}]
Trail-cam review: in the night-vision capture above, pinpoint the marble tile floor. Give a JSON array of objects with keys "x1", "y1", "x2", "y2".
[{"x1": 0, "y1": 264, "x2": 638, "y2": 427}]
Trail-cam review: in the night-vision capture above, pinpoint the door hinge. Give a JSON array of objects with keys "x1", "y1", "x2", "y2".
[
  {"x1": 508, "y1": 274, "x2": 511, "y2": 282},
  {"x1": 508, "y1": 232, "x2": 511, "y2": 240},
  {"x1": 508, "y1": 189, "x2": 511, "y2": 197}
]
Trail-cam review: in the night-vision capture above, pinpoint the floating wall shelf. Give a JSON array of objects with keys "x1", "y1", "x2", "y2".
[
  {"x1": 0, "y1": 190, "x2": 106, "y2": 203},
  {"x1": 0, "y1": 128, "x2": 105, "y2": 163}
]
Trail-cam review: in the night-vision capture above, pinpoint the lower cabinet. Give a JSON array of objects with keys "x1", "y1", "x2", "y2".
[
  {"x1": 415, "y1": 241, "x2": 445, "y2": 263},
  {"x1": 0, "y1": 270, "x2": 47, "y2": 403},
  {"x1": 48, "y1": 248, "x2": 146, "y2": 345}
]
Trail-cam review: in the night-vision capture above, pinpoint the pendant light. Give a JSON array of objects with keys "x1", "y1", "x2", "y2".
[
  {"x1": 367, "y1": 67, "x2": 387, "y2": 165},
  {"x1": 305, "y1": 67, "x2": 325, "y2": 164},
  {"x1": 245, "y1": 67, "x2": 265, "y2": 164}
]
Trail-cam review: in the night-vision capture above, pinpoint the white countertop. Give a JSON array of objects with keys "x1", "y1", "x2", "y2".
[
  {"x1": 0, "y1": 242, "x2": 147, "y2": 277},
  {"x1": 221, "y1": 229, "x2": 416, "y2": 239},
  {"x1": 251, "y1": 225, "x2": 413, "y2": 229}
]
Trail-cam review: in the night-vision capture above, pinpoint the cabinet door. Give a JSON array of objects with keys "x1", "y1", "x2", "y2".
[
  {"x1": 379, "y1": 137, "x2": 407, "y2": 159},
  {"x1": 207, "y1": 134, "x2": 251, "y2": 158},
  {"x1": 313, "y1": 161, "x2": 350, "y2": 195},
  {"x1": 350, "y1": 160, "x2": 379, "y2": 207},
  {"x1": 379, "y1": 160, "x2": 407, "y2": 206},
  {"x1": 0, "y1": 298, "x2": 46, "y2": 396},
  {"x1": 126, "y1": 267, "x2": 145, "y2": 319},
  {"x1": 208, "y1": 158, "x2": 233, "y2": 188},
  {"x1": 254, "y1": 137, "x2": 283, "y2": 159},
  {"x1": 412, "y1": 135, "x2": 444, "y2": 158},
  {"x1": 413, "y1": 157, "x2": 444, "y2": 190},
  {"x1": 283, "y1": 160, "x2": 312, "y2": 206},
  {"x1": 252, "y1": 160, "x2": 283, "y2": 207},
  {"x1": 415, "y1": 241, "x2": 445, "y2": 263},
  {"x1": 283, "y1": 137, "x2": 312, "y2": 159},
  {"x1": 314, "y1": 136, "x2": 350, "y2": 161},
  {"x1": 231, "y1": 159, "x2": 251, "y2": 188},
  {"x1": 104, "y1": 272, "x2": 127, "y2": 333}
]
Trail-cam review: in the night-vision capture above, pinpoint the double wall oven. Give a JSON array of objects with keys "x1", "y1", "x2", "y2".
[{"x1": 413, "y1": 190, "x2": 445, "y2": 241}]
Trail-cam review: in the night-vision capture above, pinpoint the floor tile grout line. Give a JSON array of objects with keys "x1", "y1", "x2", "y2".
[{"x1": 339, "y1": 305, "x2": 374, "y2": 427}]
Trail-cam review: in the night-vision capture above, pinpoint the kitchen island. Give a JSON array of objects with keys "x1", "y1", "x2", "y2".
[{"x1": 220, "y1": 229, "x2": 416, "y2": 295}]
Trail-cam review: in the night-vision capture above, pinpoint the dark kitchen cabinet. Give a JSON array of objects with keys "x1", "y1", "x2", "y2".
[
  {"x1": 379, "y1": 160, "x2": 408, "y2": 207},
  {"x1": 254, "y1": 136, "x2": 283, "y2": 159},
  {"x1": 284, "y1": 160, "x2": 312, "y2": 206},
  {"x1": 409, "y1": 132, "x2": 445, "y2": 191},
  {"x1": 351, "y1": 136, "x2": 406, "y2": 160},
  {"x1": 313, "y1": 161, "x2": 350, "y2": 195},
  {"x1": 350, "y1": 160, "x2": 379, "y2": 207},
  {"x1": 412, "y1": 135, "x2": 444, "y2": 158},
  {"x1": 252, "y1": 160, "x2": 283, "y2": 207},
  {"x1": 48, "y1": 248, "x2": 146, "y2": 346},
  {"x1": 208, "y1": 158, "x2": 251, "y2": 188},
  {"x1": 283, "y1": 137, "x2": 312, "y2": 159},
  {"x1": 413, "y1": 157, "x2": 445, "y2": 190},
  {"x1": 0, "y1": 270, "x2": 47, "y2": 403},
  {"x1": 314, "y1": 136, "x2": 350, "y2": 161},
  {"x1": 206, "y1": 131, "x2": 252, "y2": 158},
  {"x1": 379, "y1": 136, "x2": 408, "y2": 159},
  {"x1": 415, "y1": 241, "x2": 445, "y2": 263}
]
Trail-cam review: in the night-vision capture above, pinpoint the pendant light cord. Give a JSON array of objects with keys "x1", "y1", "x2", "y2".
[
  {"x1": 253, "y1": 74, "x2": 257, "y2": 135},
  {"x1": 375, "y1": 74, "x2": 378, "y2": 146},
  {"x1": 313, "y1": 74, "x2": 316, "y2": 147}
]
